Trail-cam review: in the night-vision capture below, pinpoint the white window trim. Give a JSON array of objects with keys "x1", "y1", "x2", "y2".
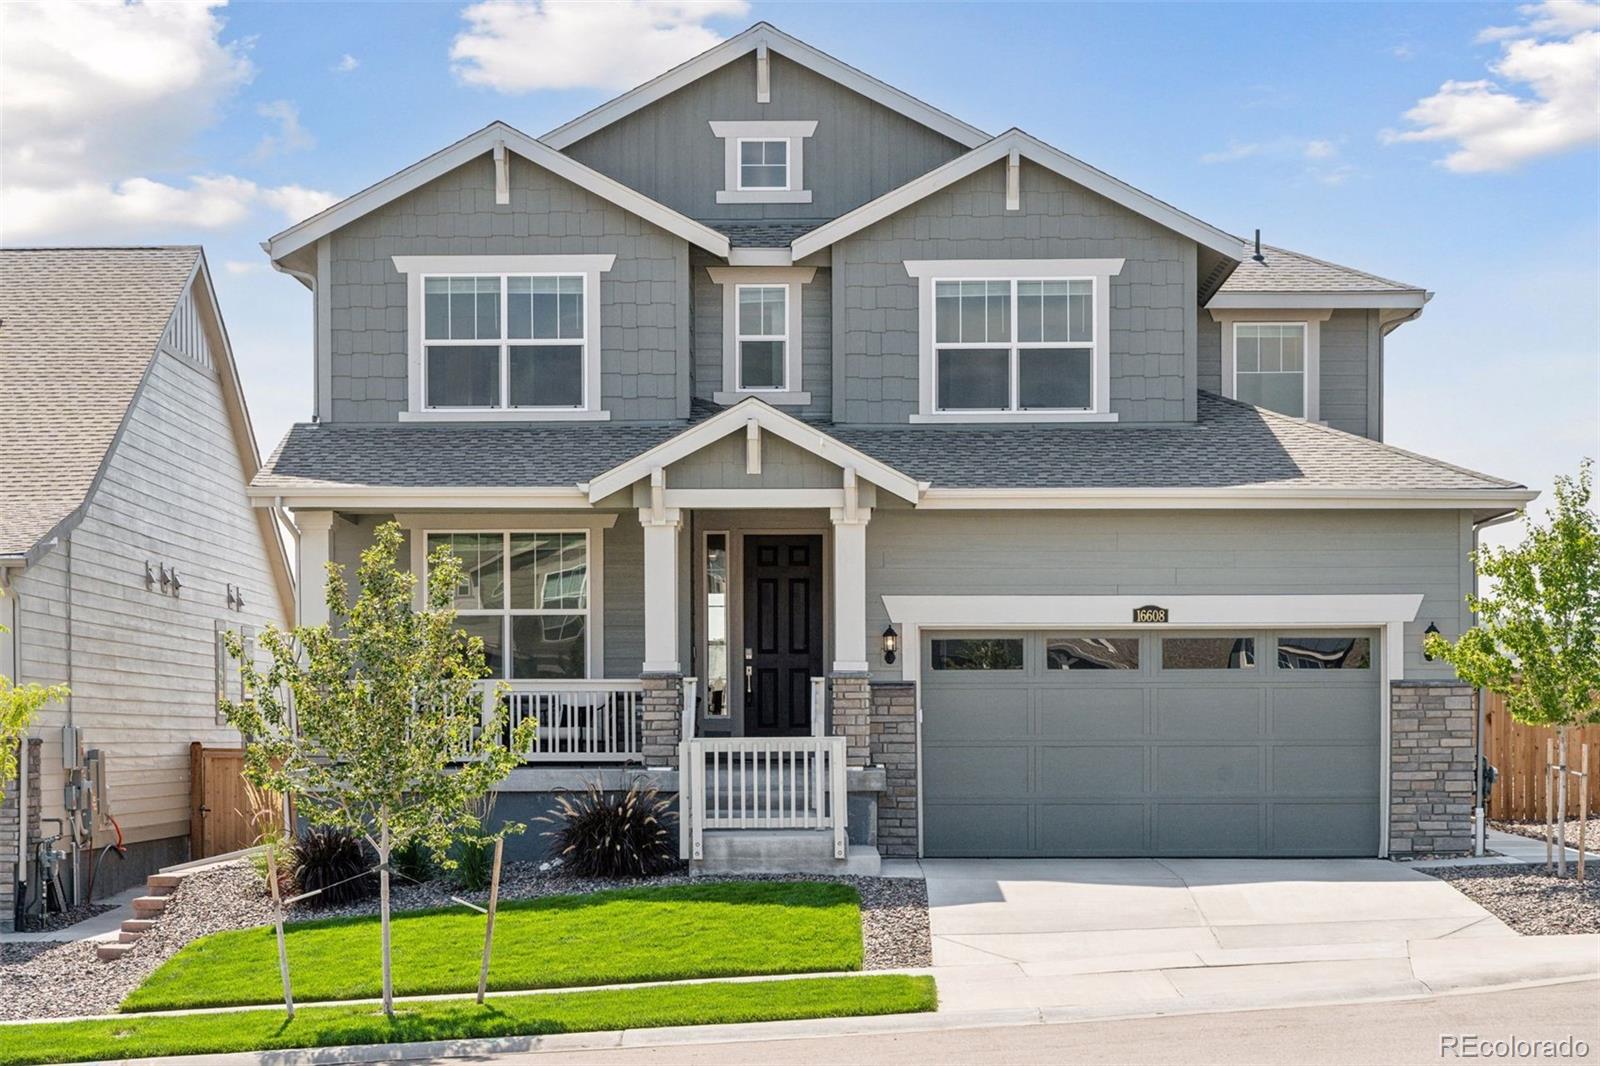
[
  {"x1": 1211, "y1": 308, "x2": 1330, "y2": 423},
  {"x1": 706, "y1": 266, "x2": 815, "y2": 405},
  {"x1": 710, "y1": 121, "x2": 816, "y2": 204},
  {"x1": 393, "y1": 254, "x2": 615, "y2": 422},
  {"x1": 402, "y1": 514, "x2": 617, "y2": 679},
  {"x1": 905, "y1": 258, "x2": 1124, "y2": 423}
]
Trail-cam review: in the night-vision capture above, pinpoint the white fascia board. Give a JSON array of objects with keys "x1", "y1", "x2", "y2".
[
  {"x1": 247, "y1": 485, "x2": 592, "y2": 510},
  {"x1": 584, "y1": 398, "x2": 922, "y2": 503},
  {"x1": 542, "y1": 23, "x2": 988, "y2": 150},
  {"x1": 883, "y1": 593, "x2": 1425, "y2": 629},
  {"x1": 1207, "y1": 292, "x2": 1429, "y2": 310},
  {"x1": 265, "y1": 123, "x2": 729, "y2": 260},
  {"x1": 915, "y1": 486, "x2": 1539, "y2": 510},
  {"x1": 793, "y1": 130, "x2": 1241, "y2": 261}
]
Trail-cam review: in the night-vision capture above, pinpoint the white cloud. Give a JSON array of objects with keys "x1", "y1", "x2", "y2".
[
  {"x1": 224, "y1": 259, "x2": 265, "y2": 275},
  {"x1": 334, "y1": 53, "x2": 360, "y2": 73},
  {"x1": 1303, "y1": 139, "x2": 1337, "y2": 160},
  {"x1": 260, "y1": 184, "x2": 338, "y2": 222},
  {"x1": 253, "y1": 100, "x2": 314, "y2": 160},
  {"x1": 1384, "y1": 0, "x2": 1600, "y2": 172},
  {"x1": 451, "y1": 0, "x2": 749, "y2": 92},
  {"x1": 1199, "y1": 136, "x2": 1352, "y2": 186},
  {"x1": 0, "y1": 0, "x2": 335, "y2": 242}
]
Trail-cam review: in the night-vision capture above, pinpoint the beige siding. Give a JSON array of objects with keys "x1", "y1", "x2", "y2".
[{"x1": 12, "y1": 338, "x2": 288, "y2": 848}]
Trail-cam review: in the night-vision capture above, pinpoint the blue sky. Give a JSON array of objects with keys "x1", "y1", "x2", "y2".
[{"x1": 2, "y1": 1, "x2": 1595, "y2": 544}]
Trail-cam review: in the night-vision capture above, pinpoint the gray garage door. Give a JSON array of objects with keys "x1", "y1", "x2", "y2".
[{"x1": 920, "y1": 629, "x2": 1381, "y2": 857}]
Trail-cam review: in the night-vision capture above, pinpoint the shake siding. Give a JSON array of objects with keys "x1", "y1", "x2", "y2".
[
  {"x1": 325, "y1": 156, "x2": 689, "y2": 424},
  {"x1": 563, "y1": 52, "x2": 968, "y2": 222},
  {"x1": 834, "y1": 160, "x2": 1194, "y2": 425},
  {"x1": 862, "y1": 509, "x2": 1468, "y2": 683},
  {"x1": 12, "y1": 346, "x2": 287, "y2": 848}
]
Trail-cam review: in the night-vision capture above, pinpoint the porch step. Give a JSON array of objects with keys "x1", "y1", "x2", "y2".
[
  {"x1": 693, "y1": 830, "x2": 881, "y2": 876},
  {"x1": 120, "y1": 918, "x2": 157, "y2": 935},
  {"x1": 146, "y1": 873, "x2": 186, "y2": 893},
  {"x1": 130, "y1": 895, "x2": 169, "y2": 919},
  {"x1": 95, "y1": 941, "x2": 135, "y2": 962}
]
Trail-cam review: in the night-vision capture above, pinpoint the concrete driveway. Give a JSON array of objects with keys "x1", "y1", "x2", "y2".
[{"x1": 914, "y1": 857, "x2": 1599, "y2": 1015}]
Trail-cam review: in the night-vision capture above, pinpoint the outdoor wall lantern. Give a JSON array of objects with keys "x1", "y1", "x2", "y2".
[
  {"x1": 1423, "y1": 622, "x2": 1441, "y2": 661},
  {"x1": 882, "y1": 625, "x2": 899, "y2": 665}
]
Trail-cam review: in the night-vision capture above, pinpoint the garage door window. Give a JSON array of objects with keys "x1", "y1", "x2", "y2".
[
  {"x1": 930, "y1": 638, "x2": 1024, "y2": 670},
  {"x1": 1277, "y1": 636, "x2": 1371, "y2": 670},
  {"x1": 1161, "y1": 636, "x2": 1256, "y2": 670},
  {"x1": 1046, "y1": 636, "x2": 1140, "y2": 670}
]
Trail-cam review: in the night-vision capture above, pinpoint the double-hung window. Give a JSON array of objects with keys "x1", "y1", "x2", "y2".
[
  {"x1": 424, "y1": 273, "x2": 586, "y2": 410},
  {"x1": 427, "y1": 531, "x2": 589, "y2": 680},
  {"x1": 738, "y1": 139, "x2": 789, "y2": 190},
  {"x1": 736, "y1": 284, "x2": 788, "y2": 390},
  {"x1": 933, "y1": 278, "x2": 1094, "y2": 412},
  {"x1": 1233, "y1": 323, "x2": 1307, "y2": 418}
]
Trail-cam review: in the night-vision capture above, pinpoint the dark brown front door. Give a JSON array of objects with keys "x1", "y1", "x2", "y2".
[{"x1": 743, "y1": 535, "x2": 824, "y2": 736}]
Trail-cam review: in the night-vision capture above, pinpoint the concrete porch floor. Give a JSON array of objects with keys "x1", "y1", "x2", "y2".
[{"x1": 880, "y1": 856, "x2": 1600, "y2": 1016}]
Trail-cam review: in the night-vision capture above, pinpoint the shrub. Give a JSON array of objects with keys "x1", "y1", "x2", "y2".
[
  {"x1": 389, "y1": 838, "x2": 436, "y2": 887},
  {"x1": 540, "y1": 780, "x2": 677, "y2": 878},
  {"x1": 291, "y1": 827, "x2": 376, "y2": 906},
  {"x1": 446, "y1": 792, "x2": 500, "y2": 892}
]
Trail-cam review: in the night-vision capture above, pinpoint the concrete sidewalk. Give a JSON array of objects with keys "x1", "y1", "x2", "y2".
[{"x1": 916, "y1": 856, "x2": 1599, "y2": 1014}]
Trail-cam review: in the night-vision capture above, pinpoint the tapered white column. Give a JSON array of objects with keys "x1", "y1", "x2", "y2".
[
  {"x1": 640, "y1": 507, "x2": 683, "y2": 674},
  {"x1": 830, "y1": 506, "x2": 871, "y2": 673},
  {"x1": 295, "y1": 510, "x2": 336, "y2": 627}
]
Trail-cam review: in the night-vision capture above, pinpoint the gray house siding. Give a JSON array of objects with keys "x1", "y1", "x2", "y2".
[
  {"x1": 324, "y1": 154, "x2": 689, "y2": 424},
  {"x1": 666, "y1": 433, "x2": 843, "y2": 489},
  {"x1": 863, "y1": 508, "x2": 1473, "y2": 683},
  {"x1": 562, "y1": 51, "x2": 968, "y2": 224},
  {"x1": 1197, "y1": 309, "x2": 1380, "y2": 439},
  {"x1": 833, "y1": 160, "x2": 1196, "y2": 425},
  {"x1": 690, "y1": 254, "x2": 833, "y2": 417}
]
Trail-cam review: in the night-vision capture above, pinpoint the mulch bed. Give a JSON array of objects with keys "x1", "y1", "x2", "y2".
[
  {"x1": 0, "y1": 860, "x2": 929, "y2": 1023},
  {"x1": 1422, "y1": 863, "x2": 1600, "y2": 936}
]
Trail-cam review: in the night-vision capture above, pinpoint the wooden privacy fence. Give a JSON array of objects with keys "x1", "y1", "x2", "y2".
[
  {"x1": 1482, "y1": 693, "x2": 1600, "y2": 821},
  {"x1": 190, "y1": 744, "x2": 288, "y2": 859}
]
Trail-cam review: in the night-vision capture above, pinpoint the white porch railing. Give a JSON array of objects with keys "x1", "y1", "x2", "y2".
[
  {"x1": 486, "y1": 680, "x2": 646, "y2": 763},
  {"x1": 679, "y1": 676, "x2": 846, "y2": 862}
]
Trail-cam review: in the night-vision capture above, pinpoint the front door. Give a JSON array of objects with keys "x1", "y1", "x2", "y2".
[{"x1": 743, "y1": 535, "x2": 824, "y2": 735}]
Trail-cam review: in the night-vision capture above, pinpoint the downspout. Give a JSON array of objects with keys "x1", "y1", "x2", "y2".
[
  {"x1": 1470, "y1": 509, "x2": 1522, "y2": 856},
  {"x1": 267, "y1": 253, "x2": 319, "y2": 422},
  {"x1": 1, "y1": 566, "x2": 24, "y2": 905}
]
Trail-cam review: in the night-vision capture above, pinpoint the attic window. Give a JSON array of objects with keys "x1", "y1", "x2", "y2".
[{"x1": 710, "y1": 121, "x2": 816, "y2": 204}]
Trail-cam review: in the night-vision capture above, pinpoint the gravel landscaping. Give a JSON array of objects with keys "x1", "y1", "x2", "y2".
[
  {"x1": 1422, "y1": 863, "x2": 1600, "y2": 936},
  {"x1": 0, "y1": 860, "x2": 929, "y2": 1022},
  {"x1": 15, "y1": 902, "x2": 114, "y2": 934},
  {"x1": 1493, "y1": 817, "x2": 1600, "y2": 854}
]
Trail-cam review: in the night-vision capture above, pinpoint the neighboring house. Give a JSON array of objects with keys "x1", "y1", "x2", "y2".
[
  {"x1": 0, "y1": 248, "x2": 293, "y2": 928},
  {"x1": 251, "y1": 24, "x2": 1531, "y2": 868}
]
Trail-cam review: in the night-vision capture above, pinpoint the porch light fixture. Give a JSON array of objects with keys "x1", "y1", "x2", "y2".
[
  {"x1": 882, "y1": 625, "x2": 898, "y2": 665},
  {"x1": 1423, "y1": 622, "x2": 1440, "y2": 661}
]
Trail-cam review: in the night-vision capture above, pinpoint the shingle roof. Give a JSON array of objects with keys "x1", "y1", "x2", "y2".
[
  {"x1": 0, "y1": 247, "x2": 200, "y2": 558},
  {"x1": 255, "y1": 392, "x2": 1519, "y2": 496},
  {"x1": 707, "y1": 220, "x2": 825, "y2": 247},
  {"x1": 1219, "y1": 244, "x2": 1423, "y2": 295}
]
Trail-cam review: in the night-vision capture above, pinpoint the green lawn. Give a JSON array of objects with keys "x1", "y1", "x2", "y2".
[
  {"x1": 1, "y1": 975, "x2": 937, "y2": 1066},
  {"x1": 124, "y1": 881, "x2": 863, "y2": 1012}
]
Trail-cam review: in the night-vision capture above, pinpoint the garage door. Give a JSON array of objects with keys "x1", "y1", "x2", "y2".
[{"x1": 920, "y1": 629, "x2": 1381, "y2": 857}]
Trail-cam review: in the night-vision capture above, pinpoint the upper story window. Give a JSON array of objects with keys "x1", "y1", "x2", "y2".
[
  {"x1": 933, "y1": 278, "x2": 1095, "y2": 412},
  {"x1": 706, "y1": 266, "x2": 815, "y2": 406},
  {"x1": 710, "y1": 121, "x2": 816, "y2": 204},
  {"x1": 739, "y1": 139, "x2": 789, "y2": 190},
  {"x1": 906, "y1": 258, "x2": 1125, "y2": 423},
  {"x1": 394, "y1": 255, "x2": 614, "y2": 422},
  {"x1": 1233, "y1": 323, "x2": 1307, "y2": 418},
  {"x1": 737, "y1": 285, "x2": 788, "y2": 389}
]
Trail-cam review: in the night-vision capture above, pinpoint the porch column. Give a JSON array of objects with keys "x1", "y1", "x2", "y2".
[
  {"x1": 295, "y1": 510, "x2": 335, "y2": 627},
  {"x1": 640, "y1": 507, "x2": 682, "y2": 674},
  {"x1": 829, "y1": 506, "x2": 871, "y2": 673}
]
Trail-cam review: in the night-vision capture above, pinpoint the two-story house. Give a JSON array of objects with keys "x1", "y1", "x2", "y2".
[{"x1": 251, "y1": 24, "x2": 1531, "y2": 869}]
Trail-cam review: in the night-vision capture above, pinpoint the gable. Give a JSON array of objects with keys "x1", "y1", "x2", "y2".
[{"x1": 562, "y1": 49, "x2": 971, "y2": 225}]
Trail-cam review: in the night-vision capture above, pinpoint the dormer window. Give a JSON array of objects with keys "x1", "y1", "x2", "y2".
[
  {"x1": 711, "y1": 121, "x2": 816, "y2": 204},
  {"x1": 739, "y1": 139, "x2": 789, "y2": 190},
  {"x1": 1233, "y1": 322, "x2": 1307, "y2": 418},
  {"x1": 394, "y1": 254, "x2": 614, "y2": 422}
]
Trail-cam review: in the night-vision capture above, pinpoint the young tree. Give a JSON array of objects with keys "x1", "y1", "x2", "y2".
[
  {"x1": 1427, "y1": 460, "x2": 1600, "y2": 873},
  {"x1": 1, "y1": 624, "x2": 68, "y2": 800},
  {"x1": 222, "y1": 522, "x2": 533, "y2": 1016}
]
